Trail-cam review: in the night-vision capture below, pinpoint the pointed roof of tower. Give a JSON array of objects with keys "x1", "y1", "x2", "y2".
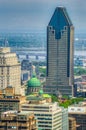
[{"x1": 48, "y1": 6, "x2": 73, "y2": 39}]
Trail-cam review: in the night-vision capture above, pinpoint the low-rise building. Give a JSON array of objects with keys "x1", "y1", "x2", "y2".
[
  {"x1": 69, "y1": 117, "x2": 76, "y2": 130},
  {"x1": 77, "y1": 82, "x2": 86, "y2": 97},
  {"x1": 0, "y1": 86, "x2": 26, "y2": 114},
  {"x1": 68, "y1": 102, "x2": 86, "y2": 130},
  {"x1": 0, "y1": 111, "x2": 37, "y2": 130}
]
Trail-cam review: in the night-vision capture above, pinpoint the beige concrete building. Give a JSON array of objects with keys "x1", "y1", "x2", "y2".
[
  {"x1": 0, "y1": 111, "x2": 37, "y2": 130},
  {"x1": 69, "y1": 117, "x2": 76, "y2": 130},
  {"x1": 21, "y1": 92, "x2": 69, "y2": 130},
  {"x1": 0, "y1": 47, "x2": 21, "y2": 94},
  {"x1": 22, "y1": 101, "x2": 62, "y2": 130},
  {"x1": 0, "y1": 86, "x2": 26, "y2": 114}
]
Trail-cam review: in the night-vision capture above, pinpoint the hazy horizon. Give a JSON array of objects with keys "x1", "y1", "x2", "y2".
[{"x1": 0, "y1": 0, "x2": 85, "y2": 34}]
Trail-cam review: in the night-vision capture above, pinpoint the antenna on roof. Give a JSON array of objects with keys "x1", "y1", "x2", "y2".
[{"x1": 4, "y1": 39, "x2": 9, "y2": 47}]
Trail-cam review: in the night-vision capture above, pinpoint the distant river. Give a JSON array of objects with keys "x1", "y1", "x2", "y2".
[
  {"x1": 75, "y1": 50, "x2": 86, "y2": 56},
  {"x1": 12, "y1": 47, "x2": 86, "y2": 57}
]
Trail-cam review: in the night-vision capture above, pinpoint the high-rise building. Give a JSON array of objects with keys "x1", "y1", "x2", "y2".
[
  {"x1": 45, "y1": 6, "x2": 74, "y2": 96},
  {"x1": 0, "y1": 47, "x2": 21, "y2": 94}
]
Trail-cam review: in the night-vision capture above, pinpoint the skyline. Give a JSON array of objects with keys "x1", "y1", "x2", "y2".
[{"x1": 0, "y1": 0, "x2": 85, "y2": 33}]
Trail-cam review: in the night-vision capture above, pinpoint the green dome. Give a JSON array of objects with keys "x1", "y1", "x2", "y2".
[
  {"x1": 28, "y1": 76, "x2": 41, "y2": 88},
  {"x1": 39, "y1": 89, "x2": 44, "y2": 95}
]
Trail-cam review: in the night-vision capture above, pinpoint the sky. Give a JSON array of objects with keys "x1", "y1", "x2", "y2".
[{"x1": 0, "y1": 0, "x2": 85, "y2": 33}]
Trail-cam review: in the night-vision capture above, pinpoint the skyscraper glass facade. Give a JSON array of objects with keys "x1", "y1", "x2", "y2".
[{"x1": 45, "y1": 7, "x2": 74, "y2": 96}]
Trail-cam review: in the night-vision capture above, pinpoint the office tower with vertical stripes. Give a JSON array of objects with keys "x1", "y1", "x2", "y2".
[{"x1": 45, "y1": 7, "x2": 74, "y2": 96}]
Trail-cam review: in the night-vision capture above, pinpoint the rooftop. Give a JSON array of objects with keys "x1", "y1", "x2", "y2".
[
  {"x1": 26, "y1": 93, "x2": 51, "y2": 101},
  {"x1": 17, "y1": 111, "x2": 33, "y2": 116},
  {"x1": 68, "y1": 102, "x2": 86, "y2": 114},
  {"x1": 69, "y1": 102, "x2": 86, "y2": 107},
  {"x1": 22, "y1": 101, "x2": 58, "y2": 107},
  {"x1": 49, "y1": 6, "x2": 73, "y2": 39},
  {"x1": 0, "y1": 47, "x2": 10, "y2": 53},
  {"x1": 1, "y1": 110, "x2": 33, "y2": 117}
]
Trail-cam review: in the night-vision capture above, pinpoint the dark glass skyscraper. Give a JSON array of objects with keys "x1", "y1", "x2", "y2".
[{"x1": 45, "y1": 7, "x2": 74, "y2": 96}]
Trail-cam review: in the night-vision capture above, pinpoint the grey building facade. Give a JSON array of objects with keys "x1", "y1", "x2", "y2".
[{"x1": 45, "y1": 7, "x2": 74, "y2": 96}]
